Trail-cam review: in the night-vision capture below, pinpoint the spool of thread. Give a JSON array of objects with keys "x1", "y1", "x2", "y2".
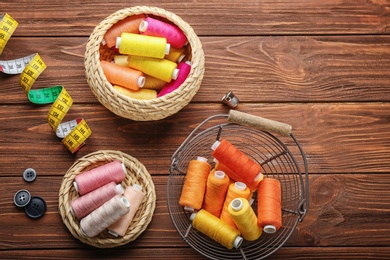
[
  {"x1": 116, "y1": 32, "x2": 170, "y2": 59},
  {"x1": 157, "y1": 61, "x2": 191, "y2": 97},
  {"x1": 212, "y1": 139, "x2": 263, "y2": 191},
  {"x1": 102, "y1": 14, "x2": 146, "y2": 48},
  {"x1": 257, "y1": 178, "x2": 282, "y2": 233},
  {"x1": 73, "y1": 160, "x2": 127, "y2": 195},
  {"x1": 108, "y1": 184, "x2": 145, "y2": 237},
  {"x1": 202, "y1": 170, "x2": 230, "y2": 217},
  {"x1": 80, "y1": 194, "x2": 130, "y2": 237},
  {"x1": 70, "y1": 182, "x2": 124, "y2": 220},
  {"x1": 139, "y1": 17, "x2": 187, "y2": 48},
  {"x1": 143, "y1": 75, "x2": 167, "y2": 90},
  {"x1": 101, "y1": 60, "x2": 145, "y2": 90},
  {"x1": 191, "y1": 209, "x2": 242, "y2": 249},
  {"x1": 179, "y1": 157, "x2": 211, "y2": 211},
  {"x1": 164, "y1": 47, "x2": 186, "y2": 63},
  {"x1": 127, "y1": 55, "x2": 179, "y2": 83},
  {"x1": 220, "y1": 182, "x2": 251, "y2": 228},
  {"x1": 113, "y1": 85, "x2": 157, "y2": 100},
  {"x1": 228, "y1": 198, "x2": 262, "y2": 241},
  {"x1": 114, "y1": 55, "x2": 130, "y2": 66}
]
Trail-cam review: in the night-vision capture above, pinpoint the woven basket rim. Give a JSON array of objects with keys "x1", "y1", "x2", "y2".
[
  {"x1": 84, "y1": 6, "x2": 205, "y2": 121},
  {"x1": 58, "y1": 150, "x2": 156, "y2": 248}
]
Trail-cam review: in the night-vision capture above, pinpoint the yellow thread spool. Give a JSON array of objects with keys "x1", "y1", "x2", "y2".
[
  {"x1": 113, "y1": 85, "x2": 157, "y2": 100},
  {"x1": 128, "y1": 55, "x2": 179, "y2": 83},
  {"x1": 228, "y1": 198, "x2": 262, "y2": 241},
  {"x1": 117, "y1": 32, "x2": 170, "y2": 59},
  {"x1": 191, "y1": 209, "x2": 242, "y2": 249}
]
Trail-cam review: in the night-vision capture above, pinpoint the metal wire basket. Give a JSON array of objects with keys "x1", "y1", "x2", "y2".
[{"x1": 167, "y1": 110, "x2": 308, "y2": 259}]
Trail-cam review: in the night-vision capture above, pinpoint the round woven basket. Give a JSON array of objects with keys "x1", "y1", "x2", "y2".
[
  {"x1": 84, "y1": 6, "x2": 205, "y2": 121},
  {"x1": 58, "y1": 150, "x2": 156, "y2": 248}
]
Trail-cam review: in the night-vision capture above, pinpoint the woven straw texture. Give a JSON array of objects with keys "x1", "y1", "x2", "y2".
[
  {"x1": 58, "y1": 150, "x2": 156, "y2": 248},
  {"x1": 84, "y1": 6, "x2": 205, "y2": 121}
]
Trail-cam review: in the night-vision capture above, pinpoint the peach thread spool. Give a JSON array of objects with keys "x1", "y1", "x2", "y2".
[
  {"x1": 73, "y1": 160, "x2": 127, "y2": 195},
  {"x1": 202, "y1": 170, "x2": 230, "y2": 217},
  {"x1": 157, "y1": 61, "x2": 191, "y2": 97},
  {"x1": 108, "y1": 184, "x2": 145, "y2": 237},
  {"x1": 116, "y1": 32, "x2": 170, "y2": 59},
  {"x1": 113, "y1": 85, "x2": 157, "y2": 100},
  {"x1": 212, "y1": 139, "x2": 263, "y2": 191},
  {"x1": 102, "y1": 14, "x2": 146, "y2": 48},
  {"x1": 100, "y1": 60, "x2": 145, "y2": 90},
  {"x1": 79, "y1": 194, "x2": 130, "y2": 237},
  {"x1": 190, "y1": 209, "x2": 243, "y2": 250},
  {"x1": 139, "y1": 16, "x2": 187, "y2": 48},
  {"x1": 228, "y1": 198, "x2": 262, "y2": 241},
  {"x1": 220, "y1": 182, "x2": 251, "y2": 228},
  {"x1": 179, "y1": 157, "x2": 211, "y2": 212},
  {"x1": 70, "y1": 182, "x2": 124, "y2": 220},
  {"x1": 257, "y1": 178, "x2": 282, "y2": 233},
  {"x1": 127, "y1": 55, "x2": 179, "y2": 83}
]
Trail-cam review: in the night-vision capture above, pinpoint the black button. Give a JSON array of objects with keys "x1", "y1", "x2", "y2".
[
  {"x1": 23, "y1": 168, "x2": 37, "y2": 182},
  {"x1": 24, "y1": 196, "x2": 47, "y2": 219},
  {"x1": 14, "y1": 189, "x2": 31, "y2": 208}
]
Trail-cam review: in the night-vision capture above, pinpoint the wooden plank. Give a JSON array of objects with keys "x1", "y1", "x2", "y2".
[
  {"x1": 3, "y1": 0, "x2": 390, "y2": 36},
  {"x1": 0, "y1": 103, "x2": 389, "y2": 175},
  {"x1": 1, "y1": 36, "x2": 389, "y2": 104},
  {"x1": 1, "y1": 174, "x2": 390, "y2": 250}
]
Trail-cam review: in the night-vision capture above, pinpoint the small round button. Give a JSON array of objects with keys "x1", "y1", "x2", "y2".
[
  {"x1": 13, "y1": 189, "x2": 31, "y2": 208},
  {"x1": 24, "y1": 196, "x2": 46, "y2": 219},
  {"x1": 23, "y1": 168, "x2": 37, "y2": 182}
]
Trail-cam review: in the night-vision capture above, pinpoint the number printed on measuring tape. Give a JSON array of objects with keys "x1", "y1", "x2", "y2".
[{"x1": 1, "y1": 13, "x2": 92, "y2": 153}]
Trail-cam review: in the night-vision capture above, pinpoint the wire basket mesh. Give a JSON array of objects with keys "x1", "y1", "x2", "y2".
[{"x1": 167, "y1": 110, "x2": 308, "y2": 259}]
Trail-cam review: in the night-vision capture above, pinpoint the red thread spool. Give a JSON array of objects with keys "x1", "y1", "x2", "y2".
[
  {"x1": 212, "y1": 139, "x2": 263, "y2": 191},
  {"x1": 202, "y1": 170, "x2": 230, "y2": 217},
  {"x1": 74, "y1": 160, "x2": 127, "y2": 195},
  {"x1": 179, "y1": 157, "x2": 211, "y2": 211},
  {"x1": 70, "y1": 182, "x2": 124, "y2": 220},
  {"x1": 157, "y1": 61, "x2": 191, "y2": 97},
  {"x1": 139, "y1": 16, "x2": 187, "y2": 48},
  {"x1": 257, "y1": 178, "x2": 282, "y2": 233}
]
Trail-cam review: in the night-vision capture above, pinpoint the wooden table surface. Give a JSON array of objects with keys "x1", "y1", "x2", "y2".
[{"x1": 1, "y1": 0, "x2": 390, "y2": 259}]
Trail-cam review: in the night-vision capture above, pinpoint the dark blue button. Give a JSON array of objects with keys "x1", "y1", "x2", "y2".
[
  {"x1": 23, "y1": 168, "x2": 37, "y2": 182},
  {"x1": 24, "y1": 196, "x2": 46, "y2": 219},
  {"x1": 13, "y1": 189, "x2": 31, "y2": 208}
]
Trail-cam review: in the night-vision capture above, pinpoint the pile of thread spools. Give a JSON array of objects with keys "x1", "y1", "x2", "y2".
[
  {"x1": 179, "y1": 139, "x2": 282, "y2": 249},
  {"x1": 70, "y1": 160, "x2": 145, "y2": 238},
  {"x1": 101, "y1": 14, "x2": 190, "y2": 100}
]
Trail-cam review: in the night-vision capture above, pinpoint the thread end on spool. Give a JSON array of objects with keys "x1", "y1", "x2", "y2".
[
  {"x1": 121, "y1": 196, "x2": 131, "y2": 209},
  {"x1": 230, "y1": 198, "x2": 244, "y2": 211},
  {"x1": 233, "y1": 236, "x2": 243, "y2": 248},
  {"x1": 73, "y1": 181, "x2": 79, "y2": 193},
  {"x1": 108, "y1": 229, "x2": 119, "y2": 237},
  {"x1": 115, "y1": 37, "x2": 121, "y2": 49},
  {"x1": 211, "y1": 140, "x2": 221, "y2": 151},
  {"x1": 138, "y1": 76, "x2": 146, "y2": 88},
  {"x1": 197, "y1": 156, "x2": 208, "y2": 163},
  {"x1": 263, "y1": 224, "x2": 277, "y2": 234},
  {"x1": 214, "y1": 170, "x2": 225, "y2": 180},
  {"x1": 165, "y1": 43, "x2": 171, "y2": 55},
  {"x1": 116, "y1": 184, "x2": 124, "y2": 194},
  {"x1": 172, "y1": 68, "x2": 179, "y2": 80},
  {"x1": 184, "y1": 206, "x2": 195, "y2": 212},
  {"x1": 121, "y1": 163, "x2": 127, "y2": 175},
  {"x1": 177, "y1": 54, "x2": 186, "y2": 63},
  {"x1": 132, "y1": 183, "x2": 142, "y2": 191},
  {"x1": 254, "y1": 172, "x2": 264, "y2": 182},
  {"x1": 139, "y1": 20, "x2": 148, "y2": 32},
  {"x1": 190, "y1": 212, "x2": 197, "y2": 221},
  {"x1": 234, "y1": 182, "x2": 246, "y2": 191}
]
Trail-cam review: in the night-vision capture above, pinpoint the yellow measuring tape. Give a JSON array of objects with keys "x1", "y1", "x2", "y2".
[{"x1": 1, "y1": 13, "x2": 92, "y2": 153}]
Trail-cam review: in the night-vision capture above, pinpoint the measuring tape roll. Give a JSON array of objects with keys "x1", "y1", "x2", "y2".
[{"x1": 1, "y1": 13, "x2": 92, "y2": 153}]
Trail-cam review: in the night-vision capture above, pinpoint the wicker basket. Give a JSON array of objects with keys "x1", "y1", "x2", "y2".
[
  {"x1": 84, "y1": 6, "x2": 205, "y2": 121},
  {"x1": 58, "y1": 150, "x2": 156, "y2": 248}
]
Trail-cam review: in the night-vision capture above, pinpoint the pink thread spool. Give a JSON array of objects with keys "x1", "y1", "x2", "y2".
[
  {"x1": 108, "y1": 184, "x2": 146, "y2": 237},
  {"x1": 157, "y1": 61, "x2": 191, "y2": 97},
  {"x1": 80, "y1": 194, "x2": 130, "y2": 237},
  {"x1": 139, "y1": 17, "x2": 187, "y2": 48},
  {"x1": 73, "y1": 160, "x2": 127, "y2": 195},
  {"x1": 70, "y1": 182, "x2": 124, "y2": 220}
]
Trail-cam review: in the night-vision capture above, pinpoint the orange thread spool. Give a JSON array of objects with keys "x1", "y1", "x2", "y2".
[
  {"x1": 202, "y1": 170, "x2": 230, "y2": 217},
  {"x1": 212, "y1": 139, "x2": 263, "y2": 191},
  {"x1": 100, "y1": 60, "x2": 145, "y2": 90},
  {"x1": 179, "y1": 157, "x2": 211, "y2": 211},
  {"x1": 257, "y1": 178, "x2": 282, "y2": 233},
  {"x1": 103, "y1": 14, "x2": 146, "y2": 48},
  {"x1": 220, "y1": 182, "x2": 251, "y2": 228}
]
